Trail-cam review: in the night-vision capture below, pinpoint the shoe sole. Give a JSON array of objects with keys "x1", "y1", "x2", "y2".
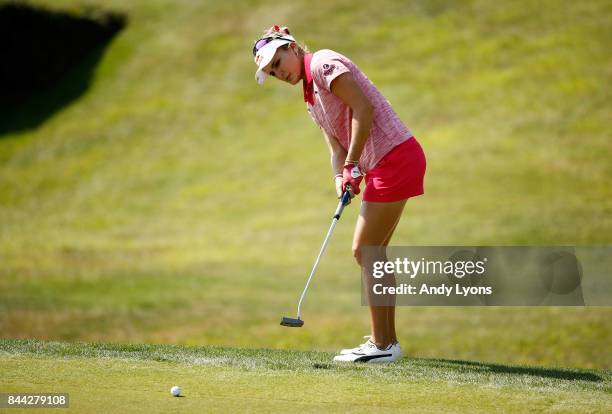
[{"x1": 333, "y1": 354, "x2": 402, "y2": 363}]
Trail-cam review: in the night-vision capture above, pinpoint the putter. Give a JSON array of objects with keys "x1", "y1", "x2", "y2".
[{"x1": 281, "y1": 189, "x2": 352, "y2": 328}]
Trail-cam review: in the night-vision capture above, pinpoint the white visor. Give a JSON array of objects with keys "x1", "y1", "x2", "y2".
[{"x1": 254, "y1": 36, "x2": 294, "y2": 84}]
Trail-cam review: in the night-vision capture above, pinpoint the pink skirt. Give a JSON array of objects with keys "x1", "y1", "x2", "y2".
[{"x1": 362, "y1": 137, "x2": 426, "y2": 203}]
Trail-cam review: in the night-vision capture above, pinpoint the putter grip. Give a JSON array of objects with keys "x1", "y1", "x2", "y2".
[{"x1": 333, "y1": 191, "x2": 351, "y2": 220}]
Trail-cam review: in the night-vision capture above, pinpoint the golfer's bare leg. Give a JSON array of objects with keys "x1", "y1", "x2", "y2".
[
  {"x1": 353, "y1": 199, "x2": 407, "y2": 349},
  {"x1": 382, "y1": 215, "x2": 402, "y2": 342}
]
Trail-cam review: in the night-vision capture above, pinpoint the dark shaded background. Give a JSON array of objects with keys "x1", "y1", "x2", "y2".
[{"x1": 0, "y1": 2, "x2": 126, "y2": 133}]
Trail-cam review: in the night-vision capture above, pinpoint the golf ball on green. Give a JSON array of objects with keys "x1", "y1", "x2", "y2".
[{"x1": 171, "y1": 386, "x2": 181, "y2": 397}]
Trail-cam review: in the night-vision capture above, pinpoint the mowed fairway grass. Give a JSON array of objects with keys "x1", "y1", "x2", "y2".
[
  {"x1": 0, "y1": 0, "x2": 611, "y2": 404},
  {"x1": 1, "y1": 339, "x2": 611, "y2": 413}
]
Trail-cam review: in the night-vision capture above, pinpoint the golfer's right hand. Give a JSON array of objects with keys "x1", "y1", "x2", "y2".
[{"x1": 342, "y1": 163, "x2": 363, "y2": 196}]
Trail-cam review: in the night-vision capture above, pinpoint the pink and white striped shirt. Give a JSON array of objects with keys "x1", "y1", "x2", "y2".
[{"x1": 303, "y1": 49, "x2": 413, "y2": 173}]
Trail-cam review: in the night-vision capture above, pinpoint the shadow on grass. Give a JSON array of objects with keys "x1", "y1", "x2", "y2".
[
  {"x1": 427, "y1": 357, "x2": 604, "y2": 382},
  {"x1": 0, "y1": 2, "x2": 126, "y2": 135}
]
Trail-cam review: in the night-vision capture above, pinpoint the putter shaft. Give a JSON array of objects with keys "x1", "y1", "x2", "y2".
[{"x1": 296, "y1": 191, "x2": 351, "y2": 320}]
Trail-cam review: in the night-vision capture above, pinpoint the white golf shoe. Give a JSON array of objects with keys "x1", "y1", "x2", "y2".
[
  {"x1": 339, "y1": 335, "x2": 372, "y2": 355},
  {"x1": 333, "y1": 339, "x2": 402, "y2": 363}
]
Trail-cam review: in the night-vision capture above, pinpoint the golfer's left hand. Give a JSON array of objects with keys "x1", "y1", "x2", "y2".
[{"x1": 342, "y1": 163, "x2": 363, "y2": 197}]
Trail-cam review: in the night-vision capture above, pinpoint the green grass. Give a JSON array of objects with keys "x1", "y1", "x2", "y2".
[
  {"x1": 0, "y1": 0, "x2": 611, "y2": 375},
  {"x1": 1, "y1": 339, "x2": 610, "y2": 413}
]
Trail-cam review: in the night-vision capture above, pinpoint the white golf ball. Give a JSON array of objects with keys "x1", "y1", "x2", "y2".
[{"x1": 170, "y1": 385, "x2": 181, "y2": 397}]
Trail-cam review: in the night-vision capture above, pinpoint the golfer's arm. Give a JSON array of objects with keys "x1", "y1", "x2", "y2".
[
  {"x1": 322, "y1": 130, "x2": 347, "y2": 175},
  {"x1": 330, "y1": 72, "x2": 373, "y2": 164}
]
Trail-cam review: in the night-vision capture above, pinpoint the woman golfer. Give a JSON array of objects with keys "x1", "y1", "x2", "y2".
[{"x1": 253, "y1": 26, "x2": 426, "y2": 363}]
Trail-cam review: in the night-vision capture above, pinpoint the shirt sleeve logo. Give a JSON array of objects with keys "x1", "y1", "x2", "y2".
[{"x1": 322, "y1": 63, "x2": 337, "y2": 77}]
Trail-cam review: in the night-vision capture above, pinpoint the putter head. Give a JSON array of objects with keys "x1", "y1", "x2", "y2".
[{"x1": 280, "y1": 316, "x2": 304, "y2": 327}]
